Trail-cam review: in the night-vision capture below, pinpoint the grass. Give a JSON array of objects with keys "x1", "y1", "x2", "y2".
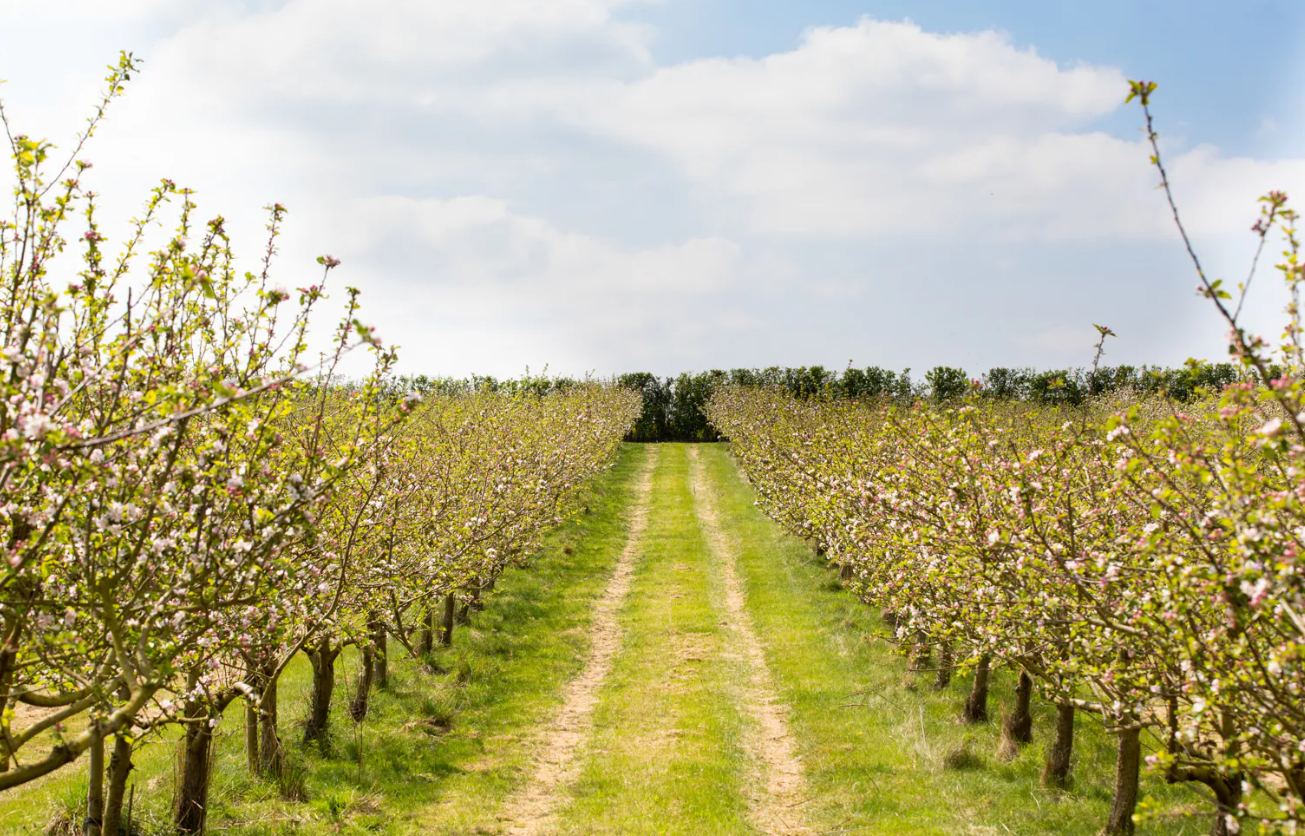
[
  {"x1": 0, "y1": 443, "x2": 652, "y2": 836},
  {"x1": 551, "y1": 443, "x2": 755, "y2": 835},
  {"x1": 696, "y1": 442, "x2": 1228, "y2": 836}
]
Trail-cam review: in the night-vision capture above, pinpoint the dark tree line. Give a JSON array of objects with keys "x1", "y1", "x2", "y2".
[
  {"x1": 618, "y1": 362, "x2": 1247, "y2": 442},
  {"x1": 388, "y1": 362, "x2": 1250, "y2": 444}
]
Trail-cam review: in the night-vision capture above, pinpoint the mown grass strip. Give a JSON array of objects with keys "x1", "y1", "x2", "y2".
[
  {"x1": 551, "y1": 443, "x2": 755, "y2": 836},
  {"x1": 698, "y1": 443, "x2": 1211, "y2": 836}
]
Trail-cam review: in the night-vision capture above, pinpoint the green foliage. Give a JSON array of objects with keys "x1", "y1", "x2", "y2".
[
  {"x1": 393, "y1": 362, "x2": 1251, "y2": 446},
  {"x1": 925, "y1": 366, "x2": 970, "y2": 402},
  {"x1": 617, "y1": 372, "x2": 672, "y2": 442},
  {"x1": 606, "y1": 362, "x2": 1248, "y2": 443}
]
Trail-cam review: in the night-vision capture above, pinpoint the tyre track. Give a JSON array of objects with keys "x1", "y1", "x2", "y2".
[
  {"x1": 496, "y1": 447, "x2": 658, "y2": 836},
  {"x1": 690, "y1": 448, "x2": 811, "y2": 836}
]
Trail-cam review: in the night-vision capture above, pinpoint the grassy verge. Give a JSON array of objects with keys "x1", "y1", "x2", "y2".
[
  {"x1": 550, "y1": 443, "x2": 754, "y2": 835},
  {"x1": 698, "y1": 443, "x2": 1219, "y2": 836},
  {"x1": 0, "y1": 444, "x2": 651, "y2": 836}
]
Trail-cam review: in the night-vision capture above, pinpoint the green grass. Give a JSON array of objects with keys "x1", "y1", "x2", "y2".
[
  {"x1": 0, "y1": 444, "x2": 653, "y2": 836},
  {"x1": 551, "y1": 443, "x2": 754, "y2": 835},
  {"x1": 696, "y1": 442, "x2": 1225, "y2": 836}
]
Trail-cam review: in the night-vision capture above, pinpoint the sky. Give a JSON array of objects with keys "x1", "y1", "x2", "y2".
[{"x1": 1, "y1": 0, "x2": 1303, "y2": 379}]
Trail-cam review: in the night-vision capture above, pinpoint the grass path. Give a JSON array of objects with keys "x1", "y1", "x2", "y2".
[
  {"x1": 0, "y1": 443, "x2": 1224, "y2": 835},
  {"x1": 544, "y1": 443, "x2": 754, "y2": 835}
]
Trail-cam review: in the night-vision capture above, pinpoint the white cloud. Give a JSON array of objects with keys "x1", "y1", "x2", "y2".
[
  {"x1": 2, "y1": 5, "x2": 1301, "y2": 376},
  {"x1": 300, "y1": 195, "x2": 760, "y2": 374},
  {"x1": 151, "y1": 0, "x2": 657, "y2": 111},
  {"x1": 565, "y1": 18, "x2": 1305, "y2": 241}
]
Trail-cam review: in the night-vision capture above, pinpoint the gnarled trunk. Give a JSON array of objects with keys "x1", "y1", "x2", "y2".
[
  {"x1": 349, "y1": 641, "x2": 374, "y2": 722},
  {"x1": 1206, "y1": 774, "x2": 1243, "y2": 836},
  {"x1": 258, "y1": 664, "x2": 283, "y2": 778},
  {"x1": 905, "y1": 632, "x2": 930, "y2": 689},
  {"x1": 417, "y1": 605, "x2": 434, "y2": 657},
  {"x1": 244, "y1": 698, "x2": 259, "y2": 774},
  {"x1": 441, "y1": 594, "x2": 456, "y2": 647},
  {"x1": 173, "y1": 710, "x2": 215, "y2": 835},
  {"x1": 0, "y1": 654, "x2": 14, "y2": 774},
  {"x1": 303, "y1": 640, "x2": 340, "y2": 749},
  {"x1": 457, "y1": 586, "x2": 480, "y2": 625},
  {"x1": 1104, "y1": 725, "x2": 1141, "y2": 836},
  {"x1": 84, "y1": 719, "x2": 103, "y2": 836},
  {"x1": 370, "y1": 617, "x2": 388, "y2": 689},
  {"x1": 963, "y1": 654, "x2": 991, "y2": 723},
  {"x1": 1042, "y1": 703, "x2": 1075, "y2": 788},
  {"x1": 1002, "y1": 669, "x2": 1034, "y2": 745},
  {"x1": 102, "y1": 732, "x2": 133, "y2": 836},
  {"x1": 934, "y1": 642, "x2": 953, "y2": 691}
]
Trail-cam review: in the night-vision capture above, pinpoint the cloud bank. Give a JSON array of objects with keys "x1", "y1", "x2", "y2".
[{"x1": 2, "y1": 2, "x2": 1301, "y2": 375}]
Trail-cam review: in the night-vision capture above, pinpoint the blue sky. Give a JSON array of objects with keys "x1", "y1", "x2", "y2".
[
  {"x1": 1, "y1": 0, "x2": 1303, "y2": 378},
  {"x1": 639, "y1": 0, "x2": 1303, "y2": 157}
]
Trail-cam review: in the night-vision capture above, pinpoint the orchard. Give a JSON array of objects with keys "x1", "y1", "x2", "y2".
[
  {"x1": 1, "y1": 43, "x2": 1302, "y2": 836},
  {"x1": 706, "y1": 84, "x2": 1305, "y2": 836},
  {"x1": 0, "y1": 56, "x2": 640, "y2": 835}
]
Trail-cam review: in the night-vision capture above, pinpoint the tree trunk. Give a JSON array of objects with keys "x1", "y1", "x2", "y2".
[
  {"x1": 459, "y1": 586, "x2": 481, "y2": 623},
  {"x1": 349, "y1": 641, "x2": 374, "y2": 722},
  {"x1": 0, "y1": 656, "x2": 13, "y2": 773},
  {"x1": 1286, "y1": 762, "x2": 1305, "y2": 809},
  {"x1": 934, "y1": 642, "x2": 953, "y2": 690},
  {"x1": 303, "y1": 640, "x2": 340, "y2": 749},
  {"x1": 258, "y1": 666, "x2": 282, "y2": 778},
  {"x1": 370, "y1": 617, "x2": 388, "y2": 688},
  {"x1": 1042, "y1": 703, "x2": 1075, "y2": 788},
  {"x1": 102, "y1": 733, "x2": 133, "y2": 836},
  {"x1": 417, "y1": 605, "x2": 433, "y2": 657},
  {"x1": 244, "y1": 697, "x2": 259, "y2": 775},
  {"x1": 1207, "y1": 774, "x2": 1243, "y2": 836},
  {"x1": 839, "y1": 563, "x2": 853, "y2": 583},
  {"x1": 441, "y1": 593, "x2": 456, "y2": 647},
  {"x1": 1104, "y1": 725, "x2": 1142, "y2": 836},
  {"x1": 173, "y1": 717, "x2": 215, "y2": 835},
  {"x1": 84, "y1": 720, "x2": 103, "y2": 836},
  {"x1": 1002, "y1": 669, "x2": 1034, "y2": 745},
  {"x1": 963, "y1": 654, "x2": 991, "y2": 723},
  {"x1": 0, "y1": 548, "x2": 30, "y2": 774}
]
